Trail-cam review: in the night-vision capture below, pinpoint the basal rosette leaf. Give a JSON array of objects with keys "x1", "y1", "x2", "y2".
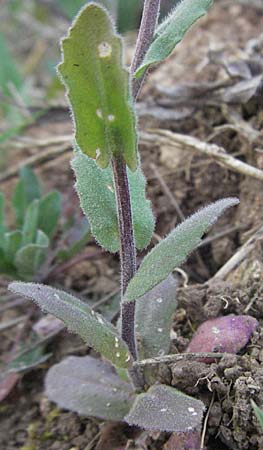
[
  {"x1": 125, "y1": 384, "x2": 205, "y2": 432},
  {"x1": 135, "y1": 275, "x2": 177, "y2": 359},
  {"x1": 45, "y1": 355, "x2": 135, "y2": 421}
]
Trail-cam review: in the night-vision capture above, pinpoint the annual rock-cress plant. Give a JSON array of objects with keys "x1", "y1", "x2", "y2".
[{"x1": 10, "y1": 0, "x2": 248, "y2": 440}]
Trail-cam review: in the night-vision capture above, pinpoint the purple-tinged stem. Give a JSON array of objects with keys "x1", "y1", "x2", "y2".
[
  {"x1": 131, "y1": 0, "x2": 161, "y2": 99},
  {"x1": 111, "y1": 156, "x2": 137, "y2": 360},
  {"x1": 113, "y1": 0, "x2": 162, "y2": 364}
]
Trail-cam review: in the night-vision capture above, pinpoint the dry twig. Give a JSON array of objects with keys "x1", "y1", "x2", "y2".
[{"x1": 141, "y1": 129, "x2": 263, "y2": 182}]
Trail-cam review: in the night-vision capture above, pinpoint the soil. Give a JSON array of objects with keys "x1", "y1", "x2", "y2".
[{"x1": 0, "y1": 2, "x2": 263, "y2": 449}]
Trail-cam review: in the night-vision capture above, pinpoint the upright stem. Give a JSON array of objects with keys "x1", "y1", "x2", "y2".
[
  {"x1": 131, "y1": 0, "x2": 161, "y2": 99},
  {"x1": 111, "y1": 156, "x2": 137, "y2": 360},
  {"x1": 113, "y1": 0, "x2": 161, "y2": 363}
]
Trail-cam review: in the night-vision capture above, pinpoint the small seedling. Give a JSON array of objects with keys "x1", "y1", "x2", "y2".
[
  {"x1": 10, "y1": 0, "x2": 240, "y2": 437},
  {"x1": 0, "y1": 166, "x2": 91, "y2": 280}
]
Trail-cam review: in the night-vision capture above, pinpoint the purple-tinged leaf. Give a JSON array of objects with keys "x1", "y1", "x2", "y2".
[
  {"x1": 125, "y1": 384, "x2": 205, "y2": 432},
  {"x1": 45, "y1": 356, "x2": 135, "y2": 421},
  {"x1": 135, "y1": 275, "x2": 177, "y2": 359}
]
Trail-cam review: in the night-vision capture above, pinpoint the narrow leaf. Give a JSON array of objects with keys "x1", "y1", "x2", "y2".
[
  {"x1": 9, "y1": 282, "x2": 132, "y2": 369},
  {"x1": 12, "y1": 166, "x2": 41, "y2": 227},
  {"x1": 58, "y1": 3, "x2": 138, "y2": 170},
  {"x1": 125, "y1": 198, "x2": 239, "y2": 301},
  {"x1": 251, "y1": 400, "x2": 263, "y2": 429},
  {"x1": 46, "y1": 355, "x2": 135, "y2": 420},
  {"x1": 125, "y1": 384, "x2": 205, "y2": 432},
  {"x1": 72, "y1": 150, "x2": 154, "y2": 252},
  {"x1": 135, "y1": 0, "x2": 213, "y2": 79},
  {"x1": 136, "y1": 275, "x2": 177, "y2": 359},
  {"x1": 3, "y1": 230, "x2": 22, "y2": 263},
  {"x1": 0, "y1": 193, "x2": 5, "y2": 235},
  {"x1": 21, "y1": 199, "x2": 39, "y2": 246},
  {"x1": 38, "y1": 191, "x2": 61, "y2": 237}
]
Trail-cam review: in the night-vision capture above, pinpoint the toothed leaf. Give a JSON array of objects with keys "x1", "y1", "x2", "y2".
[
  {"x1": 9, "y1": 282, "x2": 132, "y2": 368},
  {"x1": 125, "y1": 198, "x2": 239, "y2": 301},
  {"x1": 46, "y1": 355, "x2": 135, "y2": 420},
  {"x1": 136, "y1": 275, "x2": 177, "y2": 359},
  {"x1": 125, "y1": 384, "x2": 205, "y2": 432},
  {"x1": 58, "y1": 3, "x2": 137, "y2": 170},
  {"x1": 135, "y1": 0, "x2": 213, "y2": 78},
  {"x1": 72, "y1": 149, "x2": 154, "y2": 252}
]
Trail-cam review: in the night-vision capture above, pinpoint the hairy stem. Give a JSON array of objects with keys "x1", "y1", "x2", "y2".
[
  {"x1": 131, "y1": 0, "x2": 161, "y2": 99},
  {"x1": 113, "y1": 0, "x2": 162, "y2": 365},
  {"x1": 111, "y1": 156, "x2": 137, "y2": 360}
]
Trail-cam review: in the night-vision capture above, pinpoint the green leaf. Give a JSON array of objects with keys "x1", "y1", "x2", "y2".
[
  {"x1": 0, "y1": 193, "x2": 6, "y2": 236},
  {"x1": 14, "y1": 241, "x2": 48, "y2": 280},
  {"x1": 6, "y1": 347, "x2": 51, "y2": 374},
  {"x1": 3, "y1": 230, "x2": 22, "y2": 263},
  {"x1": 125, "y1": 198, "x2": 239, "y2": 301},
  {"x1": 58, "y1": 3, "x2": 138, "y2": 170},
  {"x1": 72, "y1": 149, "x2": 154, "y2": 252},
  {"x1": 38, "y1": 191, "x2": 61, "y2": 238},
  {"x1": 135, "y1": 0, "x2": 213, "y2": 79},
  {"x1": 0, "y1": 247, "x2": 16, "y2": 276},
  {"x1": 136, "y1": 275, "x2": 177, "y2": 359},
  {"x1": 0, "y1": 32, "x2": 22, "y2": 100},
  {"x1": 9, "y1": 282, "x2": 132, "y2": 369},
  {"x1": 21, "y1": 199, "x2": 39, "y2": 246},
  {"x1": 251, "y1": 400, "x2": 263, "y2": 429},
  {"x1": 125, "y1": 384, "x2": 205, "y2": 432},
  {"x1": 12, "y1": 166, "x2": 41, "y2": 227},
  {"x1": 56, "y1": 218, "x2": 91, "y2": 262},
  {"x1": 45, "y1": 355, "x2": 135, "y2": 420}
]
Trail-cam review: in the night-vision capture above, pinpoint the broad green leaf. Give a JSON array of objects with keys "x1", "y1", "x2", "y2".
[
  {"x1": 58, "y1": 3, "x2": 138, "y2": 170},
  {"x1": 0, "y1": 247, "x2": 16, "y2": 276},
  {"x1": 125, "y1": 384, "x2": 205, "y2": 432},
  {"x1": 9, "y1": 282, "x2": 132, "y2": 369},
  {"x1": 38, "y1": 191, "x2": 61, "y2": 237},
  {"x1": 136, "y1": 275, "x2": 177, "y2": 359},
  {"x1": 56, "y1": 218, "x2": 91, "y2": 262},
  {"x1": 46, "y1": 355, "x2": 135, "y2": 420},
  {"x1": 14, "y1": 241, "x2": 48, "y2": 280},
  {"x1": 251, "y1": 400, "x2": 263, "y2": 429},
  {"x1": 135, "y1": 0, "x2": 213, "y2": 79},
  {"x1": 3, "y1": 231, "x2": 22, "y2": 264},
  {"x1": 21, "y1": 199, "x2": 39, "y2": 246},
  {"x1": 36, "y1": 229, "x2": 49, "y2": 246},
  {"x1": 72, "y1": 150, "x2": 154, "y2": 252},
  {"x1": 125, "y1": 198, "x2": 239, "y2": 301},
  {"x1": 12, "y1": 166, "x2": 41, "y2": 227}
]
